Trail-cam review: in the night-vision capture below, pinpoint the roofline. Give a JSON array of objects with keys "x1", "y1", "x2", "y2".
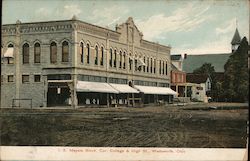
[
  {"x1": 184, "y1": 53, "x2": 231, "y2": 56},
  {"x1": 2, "y1": 19, "x2": 119, "y2": 34}
]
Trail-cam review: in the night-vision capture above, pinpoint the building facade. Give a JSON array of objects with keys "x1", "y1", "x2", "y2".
[{"x1": 1, "y1": 17, "x2": 176, "y2": 108}]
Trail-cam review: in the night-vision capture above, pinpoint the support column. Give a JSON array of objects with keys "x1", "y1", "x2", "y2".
[
  {"x1": 43, "y1": 75, "x2": 48, "y2": 107},
  {"x1": 176, "y1": 85, "x2": 179, "y2": 97},
  {"x1": 15, "y1": 20, "x2": 21, "y2": 103}
]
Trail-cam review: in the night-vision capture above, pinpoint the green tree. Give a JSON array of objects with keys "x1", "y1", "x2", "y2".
[
  {"x1": 223, "y1": 37, "x2": 249, "y2": 102},
  {"x1": 193, "y1": 63, "x2": 215, "y2": 76}
]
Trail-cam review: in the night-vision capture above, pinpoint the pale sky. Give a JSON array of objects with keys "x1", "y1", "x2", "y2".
[{"x1": 2, "y1": 0, "x2": 249, "y2": 55}]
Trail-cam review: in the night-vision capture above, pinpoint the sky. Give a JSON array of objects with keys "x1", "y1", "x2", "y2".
[{"x1": 2, "y1": 0, "x2": 249, "y2": 55}]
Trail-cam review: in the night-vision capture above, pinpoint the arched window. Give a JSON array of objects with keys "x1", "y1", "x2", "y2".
[
  {"x1": 80, "y1": 42, "x2": 84, "y2": 64},
  {"x1": 143, "y1": 56, "x2": 146, "y2": 72},
  {"x1": 8, "y1": 44, "x2": 14, "y2": 48},
  {"x1": 129, "y1": 53, "x2": 132, "y2": 70},
  {"x1": 7, "y1": 44, "x2": 14, "y2": 64},
  {"x1": 100, "y1": 47, "x2": 104, "y2": 66},
  {"x1": 50, "y1": 42, "x2": 57, "y2": 63},
  {"x1": 162, "y1": 61, "x2": 165, "y2": 74},
  {"x1": 150, "y1": 58, "x2": 153, "y2": 73},
  {"x1": 114, "y1": 50, "x2": 117, "y2": 67},
  {"x1": 123, "y1": 52, "x2": 126, "y2": 69},
  {"x1": 159, "y1": 60, "x2": 161, "y2": 74},
  {"x1": 87, "y1": 44, "x2": 90, "y2": 64},
  {"x1": 119, "y1": 51, "x2": 122, "y2": 68},
  {"x1": 62, "y1": 41, "x2": 69, "y2": 62},
  {"x1": 34, "y1": 43, "x2": 41, "y2": 63},
  {"x1": 135, "y1": 57, "x2": 138, "y2": 71},
  {"x1": 154, "y1": 59, "x2": 156, "y2": 73},
  {"x1": 23, "y1": 43, "x2": 29, "y2": 64},
  {"x1": 109, "y1": 48, "x2": 112, "y2": 67},
  {"x1": 165, "y1": 61, "x2": 168, "y2": 75},
  {"x1": 95, "y1": 46, "x2": 98, "y2": 65},
  {"x1": 147, "y1": 57, "x2": 149, "y2": 72}
]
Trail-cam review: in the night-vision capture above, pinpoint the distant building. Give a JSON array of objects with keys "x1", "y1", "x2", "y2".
[
  {"x1": 182, "y1": 28, "x2": 241, "y2": 73},
  {"x1": 170, "y1": 54, "x2": 184, "y2": 71},
  {"x1": 1, "y1": 17, "x2": 177, "y2": 108}
]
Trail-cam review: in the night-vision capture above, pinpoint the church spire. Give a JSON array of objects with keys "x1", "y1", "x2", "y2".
[
  {"x1": 231, "y1": 28, "x2": 241, "y2": 52},
  {"x1": 231, "y1": 28, "x2": 241, "y2": 45}
]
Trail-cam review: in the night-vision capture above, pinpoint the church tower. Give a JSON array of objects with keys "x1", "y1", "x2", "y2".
[{"x1": 231, "y1": 28, "x2": 241, "y2": 52}]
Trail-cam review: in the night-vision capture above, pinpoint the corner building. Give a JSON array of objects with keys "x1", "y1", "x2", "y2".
[{"x1": 1, "y1": 17, "x2": 176, "y2": 108}]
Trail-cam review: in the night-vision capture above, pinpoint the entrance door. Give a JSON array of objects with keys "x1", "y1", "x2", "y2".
[{"x1": 47, "y1": 87, "x2": 70, "y2": 107}]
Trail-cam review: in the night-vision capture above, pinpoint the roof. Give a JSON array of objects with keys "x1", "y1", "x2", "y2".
[
  {"x1": 182, "y1": 53, "x2": 231, "y2": 73},
  {"x1": 231, "y1": 28, "x2": 241, "y2": 45},
  {"x1": 186, "y1": 74, "x2": 209, "y2": 84},
  {"x1": 171, "y1": 63, "x2": 179, "y2": 71},
  {"x1": 171, "y1": 54, "x2": 182, "y2": 61}
]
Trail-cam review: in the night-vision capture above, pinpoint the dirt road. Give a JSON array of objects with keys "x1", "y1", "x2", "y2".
[{"x1": 0, "y1": 103, "x2": 248, "y2": 147}]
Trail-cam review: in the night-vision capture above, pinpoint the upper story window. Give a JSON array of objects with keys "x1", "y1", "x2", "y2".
[
  {"x1": 100, "y1": 47, "x2": 104, "y2": 66},
  {"x1": 162, "y1": 61, "x2": 165, "y2": 74},
  {"x1": 147, "y1": 57, "x2": 149, "y2": 73},
  {"x1": 135, "y1": 58, "x2": 138, "y2": 71},
  {"x1": 150, "y1": 58, "x2": 153, "y2": 73},
  {"x1": 159, "y1": 60, "x2": 161, "y2": 74},
  {"x1": 80, "y1": 42, "x2": 84, "y2": 64},
  {"x1": 34, "y1": 43, "x2": 41, "y2": 63},
  {"x1": 23, "y1": 43, "x2": 29, "y2": 64},
  {"x1": 50, "y1": 42, "x2": 57, "y2": 63},
  {"x1": 154, "y1": 59, "x2": 156, "y2": 73},
  {"x1": 114, "y1": 50, "x2": 117, "y2": 67},
  {"x1": 87, "y1": 44, "x2": 90, "y2": 64},
  {"x1": 62, "y1": 41, "x2": 69, "y2": 62},
  {"x1": 143, "y1": 56, "x2": 146, "y2": 72},
  {"x1": 123, "y1": 52, "x2": 126, "y2": 69},
  {"x1": 109, "y1": 49, "x2": 112, "y2": 67},
  {"x1": 5, "y1": 44, "x2": 14, "y2": 64},
  {"x1": 95, "y1": 46, "x2": 98, "y2": 65},
  {"x1": 129, "y1": 54, "x2": 132, "y2": 70},
  {"x1": 119, "y1": 51, "x2": 122, "y2": 68},
  {"x1": 165, "y1": 61, "x2": 168, "y2": 75}
]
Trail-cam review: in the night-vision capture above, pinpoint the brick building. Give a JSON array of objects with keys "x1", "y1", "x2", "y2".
[{"x1": 1, "y1": 17, "x2": 177, "y2": 108}]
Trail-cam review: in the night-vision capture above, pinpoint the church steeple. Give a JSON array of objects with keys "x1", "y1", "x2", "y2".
[{"x1": 231, "y1": 28, "x2": 241, "y2": 52}]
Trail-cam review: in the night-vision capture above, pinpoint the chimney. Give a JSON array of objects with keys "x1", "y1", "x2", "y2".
[{"x1": 184, "y1": 53, "x2": 187, "y2": 59}]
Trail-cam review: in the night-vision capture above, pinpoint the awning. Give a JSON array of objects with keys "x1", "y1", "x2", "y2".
[
  {"x1": 134, "y1": 85, "x2": 178, "y2": 95},
  {"x1": 77, "y1": 81, "x2": 119, "y2": 93},
  {"x1": 3, "y1": 48, "x2": 14, "y2": 58},
  {"x1": 109, "y1": 83, "x2": 139, "y2": 93}
]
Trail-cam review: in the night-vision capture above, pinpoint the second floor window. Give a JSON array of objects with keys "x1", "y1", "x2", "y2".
[
  {"x1": 109, "y1": 49, "x2": 112, "y2": 67},
  {"x1": 143, "y1": 57, "x2": 145, "y2": 72},
  {"x1": 34, "y1": 43, "x2": 41, "y2": 63},
  {"x1": 165, "y1": 62, "x2": 168, "y2": 75},
  {"x1": 159, "y1": 60, "x2": 161, "y2": 74},
  {"x1": 62, "y1": 41, "x2": 69, "y2": 62},
  {"x1": 80, "y1": 42, "x2": 84, "y2": 64},
  {"x1": 50, "y1": 42, "x2": 57, "y2": 63},
  {"x1": 147, "y1": 58, "x2": 149, "y2": 72},
  {"x1": 150, "y1": 58, "x2": 153, "y2": 73},
  {"x1": 119, "y1": 51, "x2": 122, "y2": 68},
  {"x1": 95, "y1": 46, "x2": 98, "y2": 65},
  {"x1": 100, "y1": 47, "x2": 104, "y2": 66},
  {"x1": 162, "y1": 61, "x2": 165, "y2": 74},
  {"x1": 123, "y1": 52, "x2": 126, "y2": 69},
  {"x1": 23, "y1": 43, "x2": 29, "y2": 64},
  {"x1": 114, "y1": 50, "x2": 117, "y2": 67},
  {"x1": 87, "y1": 44, "x2": 90, "y2": 64},
  {"x1": 154, "y1": 59, "x2": 156, "y2": 73},
  {"x1": 8, "y1": 75, "x2": 14, "y2": 82}
]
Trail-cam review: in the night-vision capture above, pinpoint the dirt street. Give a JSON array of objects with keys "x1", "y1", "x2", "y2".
[{"x1": 0, "y1": 103, "x2": 248, "y2": 147}]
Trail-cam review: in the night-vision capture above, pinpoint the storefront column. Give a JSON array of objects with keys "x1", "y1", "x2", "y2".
[{"x1": 43, "y1": 75, "x2": 48, "y2": 107}]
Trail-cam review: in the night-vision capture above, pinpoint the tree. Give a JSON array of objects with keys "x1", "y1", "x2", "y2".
[
  {"x1": 193, "y1": 63, "x2": 215, "y2": 76},
  {"x1": 223, "y1": 37, "x2": 249, "y2": 102}
]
